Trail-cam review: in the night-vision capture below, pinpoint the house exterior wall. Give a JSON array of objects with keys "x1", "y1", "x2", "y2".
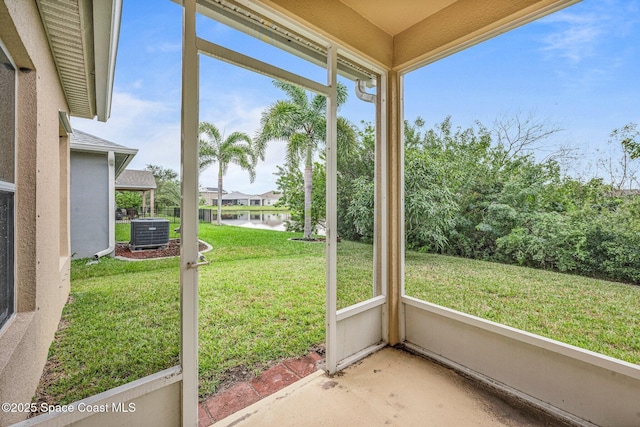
[
  {"x1": 200, "y1": 191, "x2": 216, "y2": 206},
  {"x1": 0, "y1": 1, "x2": 72, "y2": 425},
  {"x1": 70, "y1": 152, "x2": 110, "y2": 260}
]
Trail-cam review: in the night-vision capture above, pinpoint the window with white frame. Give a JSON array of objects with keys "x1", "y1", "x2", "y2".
[{"x1": 0, "y1": 41, "x2": 16, "y2": 331}]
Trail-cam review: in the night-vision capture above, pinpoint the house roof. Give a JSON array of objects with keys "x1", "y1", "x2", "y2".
[
  {"x1": 115, "y1": 170, "x2": 157, "y2": 191},
  {"x1": 222, "y1": 191, "x2": 261, "y2": 200},
  {"x1": 70, "y1": 129, "x2": 133, "y2": 152},
  {"x1": 70, "y1": 129, "x2": 137, "y2": 177},
  {"x1": 36, "y1": 0, "x2": 122, "y2": 121},
  {"x1": 201, "y1": 187, "x2": 227, "y2": 194}
]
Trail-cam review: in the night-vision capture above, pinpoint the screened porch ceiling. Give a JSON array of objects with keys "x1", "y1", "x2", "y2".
[{"x1": 208, "y1": 0, "x2": 580, "y2": 72}]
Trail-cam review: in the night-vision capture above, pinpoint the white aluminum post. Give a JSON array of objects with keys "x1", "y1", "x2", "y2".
[
  {"x1": 377, "y1": 73, "x2": 389, "y2": 342},
  {"x1": 398, "y1": 72, "x2": 406, "y2": 342},
  {"x1": 180, "y1": 0, "x2": 199, "y2": 424},
  {"x1": 325, "y1": 44, "x2": 338, "y2": 374}
]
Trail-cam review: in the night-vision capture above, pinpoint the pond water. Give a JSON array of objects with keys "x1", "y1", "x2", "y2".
[{"x1": 211, "y1": 210, "x2": 290, "y2": 231}]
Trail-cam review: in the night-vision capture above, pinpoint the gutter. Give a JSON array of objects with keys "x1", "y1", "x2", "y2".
[
  {"x1": 93, "y1": 0, "x2": 123, "y2": 121},
  {"x1": 355, "y1": 79, "x2": 376, "y2": 103},
  {"x1": 94, "y1": 151, "x2": 116, "y2": 259}
]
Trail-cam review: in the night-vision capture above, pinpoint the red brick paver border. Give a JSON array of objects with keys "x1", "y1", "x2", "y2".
[
  {"x1": 284, "y1": 352, "x2": 323, "y2": 378},
  {"x1": 199, "y1": 352, "x2": 323, "y2": 426},
  {"x1": 250, "y1": 363, "x2": 299, "y2": 397}
]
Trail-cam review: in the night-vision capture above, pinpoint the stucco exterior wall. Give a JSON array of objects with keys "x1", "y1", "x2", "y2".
[
  {"x1": 70, "y1": 152, "x2": 110, "y2": 260},
  {"x1": 0, "y1": 1, "x2": 71, "y2": 425}
]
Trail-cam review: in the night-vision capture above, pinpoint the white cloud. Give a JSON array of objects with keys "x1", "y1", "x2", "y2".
[
  {"x1": 71, "y1": 91, "x2": 182, "y2": 174},
  {"x1": 199, "y1": 92, "x2": 264, "y2": 136},
  {"x1": 539, "y1": 12, "x2": 603, "y2": 63},
  {"x1": 75, "y1": 90, "x2": 289, "y2": 195},
  {"x1": 146, "y1": 43, "x2": 182, "y2": 54}
]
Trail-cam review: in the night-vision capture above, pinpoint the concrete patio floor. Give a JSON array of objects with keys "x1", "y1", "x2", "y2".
[{"x1": 211, "y1": 347, "x2": 574, "y2": 427}]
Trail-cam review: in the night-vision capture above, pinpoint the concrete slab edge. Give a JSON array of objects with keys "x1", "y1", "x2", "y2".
[{"x1": 212, "y1": 370, "x2": 326, "y2": 427}]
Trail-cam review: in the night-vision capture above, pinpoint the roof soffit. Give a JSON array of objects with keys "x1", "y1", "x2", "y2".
[
  {"x1": 36, "y1": 0, "x2": 95, "y2": 119},
  {"x1": 256, "y1": 0, "x2": 579, "y2": 73},
  {"x1": 393, "y1": 0, "x2": 581, "y2": 71},
  {"x1": 253, "y1": 0, "x2": 394, "y2": 69},
  {"x1": 338, "y1": 0, "x2": 456, "y2": 36},
  {"x1": 36, "y1": 0, "x2": 121, "y2": 122}
]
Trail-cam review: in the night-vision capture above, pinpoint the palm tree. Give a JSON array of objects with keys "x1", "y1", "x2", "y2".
[
  {"x1": 199, "y1": 122, "x2": 256, "y2": 225},
  {"x1": 256, "y1": 80, "x2": 354, "y2": 239}
]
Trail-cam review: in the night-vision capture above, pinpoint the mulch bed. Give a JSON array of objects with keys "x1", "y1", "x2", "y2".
[
  {"x1": 116, "y1": 239, "x2": 207, "y2": 260},
  {"x1": 289, "y1": 237, "x2": 339, "y2": 242}
]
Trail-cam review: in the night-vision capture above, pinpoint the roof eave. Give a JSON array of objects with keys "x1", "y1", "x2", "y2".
[
  {"x1": 70, "y1": 141, "x2": 138, "y2": 156},
  {"x1": 114, "y1": 152, "x2": 136, "y2": 179},
  {"x1": 37, "y1": 0, "x2": 122, "y2": 122},
  {"x1": 115, "y1": 184, "x2": 158, "y2": 191}
]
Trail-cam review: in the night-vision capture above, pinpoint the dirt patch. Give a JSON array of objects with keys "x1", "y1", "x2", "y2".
[
  {"x1": 309, "y1": 343, "x2": 326, "y2": 357},
  {"x1": 202, "y1": 344, "x2": 326, "y2": 399},
  {"x1": 208, "y1": 365, "x2": 260, "y2": 397},
  {"x1": 115, "y1": 239, "x2": 207, "y2": 260},
  {"x1": 30, "y1": 299, "x2": 74, "y2": 417},
  {"x1": 30, "y1": 356, "x2": 64, "y2": 417}
]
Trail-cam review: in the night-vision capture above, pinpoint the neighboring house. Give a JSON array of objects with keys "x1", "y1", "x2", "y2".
[
  {"x1": 116, "y1": 169, "x2": 157, "y2": 215},
  {"x1": 199, "y1": 186, "x2": 227, "y2": 205},
  {"x1": 221, "y1": 191, "x2": 262, "y2": 206},
  {"x1": 70, "y1": 131, "x2": 137, "y2": 260},
  {"x1": 204, "y1": 189, "x2": 280, "y2": 206},
  {"x1": 0, "y1": 1, "x2": 121, "y2": 425},
  {"x1": 260, "y1": 190, "x2": 282, "y2": 206}
]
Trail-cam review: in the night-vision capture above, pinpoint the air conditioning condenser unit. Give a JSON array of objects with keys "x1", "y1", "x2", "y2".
[{"x1": 130, "y1": 218, "x2": 170, "y2": 251}]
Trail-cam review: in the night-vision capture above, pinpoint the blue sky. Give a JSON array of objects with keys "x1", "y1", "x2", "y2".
[{"x1": 72, "y1": 0, "x2": 640, "y2": 193}]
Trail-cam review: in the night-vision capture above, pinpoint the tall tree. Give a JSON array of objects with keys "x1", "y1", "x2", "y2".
[
  {"x1": 198, "y1": 122, "x2": 256, "y2": 225},
  {"x1": 256, "y1": 80, "x2": 354, "y2": 239},
  {"x1": 146, "y1": 164, "x2": 180, "y2": 210}
]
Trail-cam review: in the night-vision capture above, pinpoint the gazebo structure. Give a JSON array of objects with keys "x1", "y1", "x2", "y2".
[
  {"x1": 115, "y1": 169, "x2": 157, "y2": 217},
  {"x1": 13, "y1": 1, "x2": 640, "y2": 426}
]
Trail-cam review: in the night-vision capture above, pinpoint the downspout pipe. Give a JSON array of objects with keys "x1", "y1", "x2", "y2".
[
  {"x1": 355, "y1": 79, "x2": 376, "y2": 103},
  {"x1": 94, "y1": 151, "x2": 116, "y2": 259}
]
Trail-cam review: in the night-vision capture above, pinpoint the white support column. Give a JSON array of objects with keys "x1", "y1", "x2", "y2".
[
  {"x1": 180, "y1": 0, "x2": 199, "y2": 425},
  {"x1": 141, "y1": 190, "x2": 147, "y2": 216},
  {"x1": 325, "y1": 44, "x2": 338, "y2": 374}
]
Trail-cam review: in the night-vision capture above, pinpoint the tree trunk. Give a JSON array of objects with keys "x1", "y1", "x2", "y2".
[
  {"x1": 217, "y1": 166, "x2": 223, "y2": 226},
  {"x1": 303, "y1": 145, "x2": 313, "y2": 239}
]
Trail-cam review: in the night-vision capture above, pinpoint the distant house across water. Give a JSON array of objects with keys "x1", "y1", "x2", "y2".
[
  {"x1": 200, "y1": 187, "x2": 227, "y2": 205},
  {"x1": 260, "y1": 190, "x2": 282, "y2": 206},
  {"x1": 200, "y1": 188, "x2": 281, "y2": 206}
]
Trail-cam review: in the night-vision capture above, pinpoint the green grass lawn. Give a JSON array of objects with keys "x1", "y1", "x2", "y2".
[
  {"x1": 41, "y1": 225, "x2": 640, "y2": 406},
  {"x1": 47, "y1": 225, "x2": 374, "y2": 404},
  {"x1": 405, "y1": 252, "x2": 640, "y2": 364}
]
